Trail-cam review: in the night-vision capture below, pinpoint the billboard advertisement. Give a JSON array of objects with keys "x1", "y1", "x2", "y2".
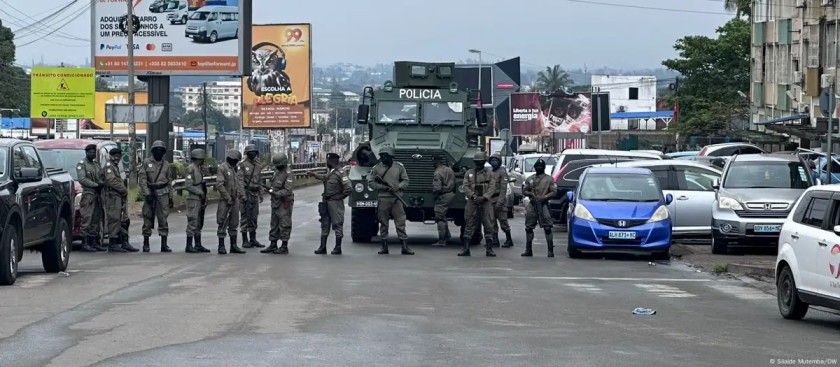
[
  {"x1": 242, "y1": 23, "x2": 312, "y2": 129},
  {"x1": 92, "y1": 0, "x2": 244, "y2": 75},
  {"x1": 30, "y1": 67, "x2": 95, "y2": 119},
  {"x1": 509, "y1": 92, "x2": 592, "y2": 136},
  {"x1": 28, "y1": 92, "x2": 149, "y2": 136}
]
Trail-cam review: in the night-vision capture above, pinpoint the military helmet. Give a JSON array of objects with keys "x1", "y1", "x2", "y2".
[
  {"x1": 473, "y1": 152, "x2": 488, "y2": 161},
  {"x1": 191, "y1": 149, "x2": 206, "y2": 160},
  {"x1": 272, "y1": 153, "x2": 289, "y2": 166},
  {"x1": 489, "y1": 153, "x2": 501, "y2": 161},
  {"x1": 379, "y1": 146, "x2": 395, "y2": 156},
  {"x1": 109, "y1": 147, "x2": 122, "y2": 156},
  {"x1": 151, "y1": 140, "x2": 167, "y2": 151},
  {"x1": 84, "y1": 144, "x2": 97, "y2": 152},
  {"x1": 226, "y1": 150, "x2": 242, "y2": 160},
  {"x1": 533, "y1": 158, "x2": 546, "y2": 169},
  {"x1": 244, "y1": 144, "x2": 258, "y2": 154}
]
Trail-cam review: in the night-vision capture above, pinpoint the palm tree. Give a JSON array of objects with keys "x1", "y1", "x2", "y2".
[
  {"x1": 723, "y1": 0, "x2": 750, "y2": 18},
  {"x1": 535, "y1": 65, "x2": 573, "y2": 93}
]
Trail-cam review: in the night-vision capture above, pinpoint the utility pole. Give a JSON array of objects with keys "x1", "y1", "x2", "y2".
[
  {"x1": 334, "y1": 108, "x2": 339, "y2": 154},
  {"x1": 126, "y1": 0, "x2": 138, "y2": 187},
  {"x1": 203, "y1": 82, "x2": 208, "y2": 150}
]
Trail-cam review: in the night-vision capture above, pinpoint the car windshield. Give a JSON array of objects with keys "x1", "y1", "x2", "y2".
[
  {"x1": 422, "y1": 102, "x2": 463, "y2": 125},
  {"x1": 377, "y1": 101, "x2": 418, "y2": 124},
  {"x1": 524, "y1": 156, "x2": 557, "y2": 172},
  {"x1": 38, "y1": 149, "x2": 86, "y2": 180},
  {"x1": 0, "y1": 149, "x2": 5, "y2": 176},
  {"x1": 165, "y1": 0, "x2": 179, "y2": 10},
  {"x1": 190, "y1": 11, "x2": 209, "y2": 20},
  {"x1": 580, "y1": 173, "x2": 662, "y2": 202},
  {"x1": 723, "y1": 161, "x2": 811, "y2": 189}
]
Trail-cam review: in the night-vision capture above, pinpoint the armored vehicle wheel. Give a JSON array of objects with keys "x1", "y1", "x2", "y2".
[{"x1": 351, "y1": 208, "x2": 377, "y2": 243}]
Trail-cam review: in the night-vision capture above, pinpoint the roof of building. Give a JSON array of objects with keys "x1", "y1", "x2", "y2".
[{"x1": 610, "y1": 111, "x2": 674, "y2": 119}]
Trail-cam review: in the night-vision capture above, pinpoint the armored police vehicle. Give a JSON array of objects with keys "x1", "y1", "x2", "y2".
[{"x1": 348, "y1": 61, "x2": 488, "y2": 242}]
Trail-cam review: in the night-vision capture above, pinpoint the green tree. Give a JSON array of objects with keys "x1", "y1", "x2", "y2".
[
  {"x1": 0, "y1": 19, "x2": 29, "y2": 117},
  {"x1": 662, "y1": 18, "x2": 750, "y2": 135},
  {"x1": 95, "y1": 77, "x2": 112, "y2": 91},
  {"x1": 724, "y1": 0, "x2": 751, "y2": 18},
  {"x1": 534, "y1": 65, "x2": 573, "y2": 93}
]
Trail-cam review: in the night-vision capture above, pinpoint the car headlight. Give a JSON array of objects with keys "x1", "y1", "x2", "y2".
[
  {"x1": 354, "y1": 183, "x2": 364, "y2": 193},
  {"x1": 573, "y1": 204, "x2": 596, "y2": 222},
  {"x1": 718, "y1": 197, "x2": 744, "y2": 210},
  {"x1": 647, "y1": 205, "x2": 670, "y2": 223}
]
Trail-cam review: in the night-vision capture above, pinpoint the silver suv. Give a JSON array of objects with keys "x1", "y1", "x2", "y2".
[{"x1": 711, "y1": 154, "x2": 814, "y2": 254}]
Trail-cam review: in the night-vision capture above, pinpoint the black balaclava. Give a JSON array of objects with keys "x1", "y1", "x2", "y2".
[
  {"x1": 381, "y1": 154, "x2": 393, "y2": 166},
  {"x1": 152, "y1": 148, "x2": 165, "y2": 161},
  {"x1": 85, "y1": 149, "x2": 96, "y2": 162},
  {"x1": 226, "y1": 157, "x2": 239, "y2": 167},
  {"x1": 489, "y1": 157, "x2": 501, "y2": 171},
  {"x1": 246, "y1": 151, "x2": 258, "y2": 160},
  {"x1": 534, "y1": 160, "x2": 546, "y2": 175}
]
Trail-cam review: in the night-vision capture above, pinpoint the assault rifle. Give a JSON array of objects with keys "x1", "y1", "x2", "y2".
[{"x1": 375, "y1": 175, "x2": 408, "y2": 207}]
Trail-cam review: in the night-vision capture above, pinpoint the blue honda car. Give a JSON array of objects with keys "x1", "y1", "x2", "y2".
[{"x1": 566, "y1": 167, "x2": 673, "y2": 259}]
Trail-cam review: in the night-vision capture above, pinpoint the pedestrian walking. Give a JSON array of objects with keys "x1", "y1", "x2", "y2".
[
  {"x1": 309, "y1": 152, "x2": 351, "y2": 255},
  {"x1": 431, "y1": 155, "x2": 454, "y2": 247},
  {"x1": 184, "y1": 149, "x2": 211, "y2": 253},
  {"x1": 489, "y1": 154, "x2": 514, "y2": 248},
  {"x1": 459, "y1": 152, "x2": 497, "y2": 257},
  {"x1": 522, "y1": 158, "x2": 557, "y2": 257},
  {"x1": 139, "y1": 140, "x2": 173, "y2": 253},
  {"x1": 76, "y1": 144, "x2": 104, "y2": 252},
  {"x1": 367, "y1": 147, "x2": 413, "y2": 255},
  {"x1": 238, "y1": 144, "x2": 266, "y2": 248},
  {"x1": 216, "y1": 150, "x2": 246, "y2": 254},
  {"x1": 103, "y1": 148, "x2": 138, "y2": 253},
  {"x1": 264, "y1": 153, "x2": 295, "y2": 254}
]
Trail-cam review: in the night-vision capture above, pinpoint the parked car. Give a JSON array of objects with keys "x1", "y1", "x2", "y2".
[
  {"x1": 566, "y1": 166, "x2": 674, "y2": 259},
  {"x1": 172, "y1": 149, "x2": 187, "y2": 163},
  {"x1": 674, "y1": 155, "x2": 729, "y2": 169},
  {"x1": 34, "y1": 139, "x2": 120, "y2": 241},
  {"x1": 775, "y1": 185, "x2": 840, "y2": 320},
  {"x1": 549, "y1": 157, "x2": 635, "y2": 226},
  {"x1": 699, "y1": 142, "x2": 765, "y2": 157},
  {"x1": 0, "y1": 139, "x2": 76, "y2": 286},
  {"x1": 711, "y1": 153, "x2": 814, "y2": 254},
  {"x1": 594, "y1": 160, "x2": 722, "y2": 239},
  {"x1": 666, "y1": 151, "x2": 700, "y2": 158},
  {"x1": 508, "y1": 153, "x2": 557, "y2": 202}
]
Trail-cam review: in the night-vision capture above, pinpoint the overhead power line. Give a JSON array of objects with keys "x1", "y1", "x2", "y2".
[
  {"x1": 16, "y1": 2, "x2": 91, "y2": 48},
  {"x1": 0, "y1": 0, "x2": 87, "y2": 42}
]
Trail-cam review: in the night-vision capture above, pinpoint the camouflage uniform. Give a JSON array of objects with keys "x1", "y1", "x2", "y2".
[
  {"x1": 238, "y1": 144, "x2": 266, "y2": 248},
  {"x1": 432, "y1": 157, "x2": 455, "y2": 246},
  {"x1": 367, "y1": 147, "x2": 413, "y2": 255},
  {"x1": 522, "y1": 159, "x2": 557, "y2": 257},
  {"x1": 489, "y1": 154, "x2": 514, "y2": 248},
  {"x1": 139, "y1": 140, "x2": 173, "y2": 253},
  {"x1": 184, "y1": 149, "x2": 210, "y2": 253},
  {"x1": 313, "y1": 153, "x2": 352, "y2": 255},
  {"x1": 103, "y1": 149, "x2": 136, "y2": 252},
  {"x1": 459, "y1": 152, "x2": 497, "y2": 257},
  {"x1": 76, "y1": 146, "x2": 104, "y2": 252},
  {"x1": 216, "y1": 150, "x2": 246, "y2": 254},
  {"x1": 265, "y1": 153, "x2": 295, "y2": 254}
]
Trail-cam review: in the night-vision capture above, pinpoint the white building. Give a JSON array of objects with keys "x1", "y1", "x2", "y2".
[
  {"x1": 590, "y1": 75, "x2": 657, "y2": 113},
  {"x1": 176, "y1": 81, "x2": 242, "y2": 118}
]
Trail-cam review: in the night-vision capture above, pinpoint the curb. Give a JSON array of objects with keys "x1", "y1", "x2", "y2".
[
  {"x1": 669, "y1": 243, "x2": 695, "y2": 257},
  {"x1": 727, "y1": 263, "x2": 775, "y2": 278}
]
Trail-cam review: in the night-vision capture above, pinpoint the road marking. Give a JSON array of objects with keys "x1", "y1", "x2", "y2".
[
  {"x1": 635, "y1": 283, "x2": 696, "y2": 298},
  {"x1": 564, "y1": 283, "x2": 603, "y2": 294},
  {"x1": 462, "y1": 276, "x2": 711, "y2": 282},
  {"x1": 707, "y1": 283, "x2": 774, "y2": 300}
]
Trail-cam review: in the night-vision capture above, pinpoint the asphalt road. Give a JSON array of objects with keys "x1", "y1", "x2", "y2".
[{"x1": 1, "y1": 185, "x2": 838, "y2": 367}]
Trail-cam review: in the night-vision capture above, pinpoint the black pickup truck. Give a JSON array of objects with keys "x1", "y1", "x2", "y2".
[{"x1": 0, "y1": 139, "x2": 76, "y2": 285}]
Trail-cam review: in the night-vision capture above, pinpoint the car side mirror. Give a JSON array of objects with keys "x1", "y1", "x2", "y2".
[
  {"x1": 514, "y1": 167, "x2": 522, "y2": 174},
  {"x1": 566, "y1": 191, "x2": 574, "y2": 202},
  {"x1": 834, "y1": 225, "x2": 840, "y2": 236},
  {"x1": 15, "y1": 167, "x2": 42, "y2": 183},
  {"x1": 665, "y1": 193, "x2": 673, "y2": 205},
  {"x1": 356, "y1": 105, "x2": 369, "y2": 124},
  {"x1": 508, "y1": 177, "x2": 516, "y2": 182},
  {"x1": 475, "y1": 108, "x2": 488, "y2": 127},
  {"x1": 712, "y1": 179, "x2": 720, "y2": 190}
]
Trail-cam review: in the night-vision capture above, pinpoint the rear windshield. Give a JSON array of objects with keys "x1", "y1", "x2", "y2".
[
  {"x1": 723, "y1": 161, "x2": 811, "y2": 189},
  {"x1": 524, "y1": 156, "x2": 557, "y2": 171},
  {"x1": 580, "y1": 173, "x2": 662, "y2": 202},
  {"x1": 38, "y1": 149, "x2": 86, "y2": 180}
]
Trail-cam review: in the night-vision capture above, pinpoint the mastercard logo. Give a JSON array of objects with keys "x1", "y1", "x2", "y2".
[
  {"x1": 146, "y1": 44, "x2": 155, "y2": 51},
  {"x1": 830, "y1": 244, "x2": 840, "y2": 279}
]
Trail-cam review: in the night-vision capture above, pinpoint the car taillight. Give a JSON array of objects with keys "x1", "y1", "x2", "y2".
[
  {"x1": 553, "y1": 163, "x2": 570, "y2": 183},
  {"x1": 349, "y1": 160, "x2": 358, "y2": 167}
]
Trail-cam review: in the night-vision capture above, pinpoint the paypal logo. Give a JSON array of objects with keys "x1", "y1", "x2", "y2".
[{"x1": 100, "y1": 44, "x2": 123, "y2": 51}]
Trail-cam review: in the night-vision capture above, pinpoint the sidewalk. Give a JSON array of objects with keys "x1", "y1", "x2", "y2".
[{"x1": 672, "y1": 241, "x2": 776, "y2": 280}]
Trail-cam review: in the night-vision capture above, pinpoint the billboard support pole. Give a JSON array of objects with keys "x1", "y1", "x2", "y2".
[{"x1": 126, "y1": 0, "x2": 138, "y2": 188}]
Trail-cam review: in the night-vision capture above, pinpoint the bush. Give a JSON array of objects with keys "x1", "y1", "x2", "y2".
[{"x1": 171, "y1": 161, "x2": 187, "y2": 178}]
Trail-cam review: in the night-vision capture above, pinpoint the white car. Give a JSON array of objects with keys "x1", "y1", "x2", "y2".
[
  {"x1": 508, "y1": 153, "x2": 557, "y2": 200},
  {"x1": 185, "y1": 6, "x2": 239, "y2": 43},
  {"x1": 776, "y1": 185, "x2": 840, "y2": 320}
]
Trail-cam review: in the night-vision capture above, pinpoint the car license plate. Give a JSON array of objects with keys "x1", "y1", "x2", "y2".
[
  {"x1": 355, "y1": 201, "x2": 376, "y2": 208},
  {"x1": 608, "y1": 231, "x2": 636, "y2": 240},
  {"x1": 753, "y1": 224, "x2": 781, "y2": 233}
]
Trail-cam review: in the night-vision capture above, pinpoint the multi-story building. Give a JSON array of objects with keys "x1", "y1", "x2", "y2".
[
  {"x1": 591, "y1": 75, "x2": 658, "y2": 113},
  {"x1": 176, "y1": 81, "x2": 242, "y2": 118}
]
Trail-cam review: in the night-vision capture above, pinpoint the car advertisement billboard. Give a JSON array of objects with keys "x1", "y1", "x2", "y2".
[
  {"x1": 92, "y1": 0, "x2": 244, "y2": 75},
  {"x1": 242, "y1": 23, "x2": 312, "y2": 129},
  {"x1": 30, "y1": 67, "x2": 95, "y2": 119},
  {"x1": 509, "y1": 92, "x2": 592, "y2": 136}
]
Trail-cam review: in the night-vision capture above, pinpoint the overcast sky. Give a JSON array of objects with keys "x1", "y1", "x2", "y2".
[{"x1": 3, "y1": 0, "x2": 733, "y2": 70}]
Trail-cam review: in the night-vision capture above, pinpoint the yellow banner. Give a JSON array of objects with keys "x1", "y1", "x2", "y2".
[
  {"x1": 93, "y1": 91, "x2": 149, "y2": 131},
  {"x1": 30, "y1": 67, "x2": 95, "y2": 119}
]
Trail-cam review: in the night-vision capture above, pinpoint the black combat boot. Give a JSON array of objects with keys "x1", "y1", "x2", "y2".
[
  {"x1": 193, "y1": 234, "x2": 210, "y2": 253},
  {"x1": 521, "y1": 231, "x2": 534, "y2": 257},
  {"x1": 229, "y1": 235, "x2": 246, "y2": 254},
  {"x1": 249, "y1": 232, "x2": 265, "y2": 248},
  {"x1": 275, "y1": 240, "x2": 290, "y2": 254},
  {"x1": 242, "y1": 231, "x2": 252, "y2": 248},
  {"x1": 492, "y1": 233, "x2": 501, "y2": 248},
  {"x1": 502, "y1": 231, "x2": 514, "y2": 248},
  {"x1": 160, "y1": 236, "x2": 172, "y2": 253},
  {"x1": 457, "y1": 237, "x2": 470, "y2": 256},
  {"x1": 330, "y1": 238, "x2": 341, "y2": 255},
  {"x1": 94, "y1": 236, "x2": 107, "y2": 251},
  {"x1": 142, "y1": 236, "x2": 151, "y2": 253},
  {"x1": 261, "y1": 241, "x2": 278, "y2": 254},
  {"x1": 185, "y1": 236, "x2": 198, "y2": 253},
  {"x1": 108, "y1": 237, "x2": 128, "y2": 253},
  {"x1": 485, "y1": 237, "x2": 496, "y2": 257},
  {"x1": 378, "y1": 239, "x2": 389, "y2": 255},
  {"x1": 315, "y1": 236, "x2": 328, "y2": 255},
  {"x1": 79, "y1": 236, "x2": 97, "y2": 252},
  {"x1": 401, "y1": 240, "x2": 414, "y2": 255},
  {"x1": 218, "y1": 237, "x2": 227, "y2": 255},
  {"x1": 545, "y1": 229, "x2": 554, "y2": 258},
  {"x1": 121, "y1": 234, "x2": 139, "y2": 252}
]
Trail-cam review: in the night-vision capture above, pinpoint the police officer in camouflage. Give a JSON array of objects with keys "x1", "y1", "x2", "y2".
[
  {"x1": 238, "y1": 144, "x2": 266, "y2": 248},
  {"x1": 367, "y1": 147, "x2": 413, "y2": 255},
  {"x1": 184, "y1": 149, "x2": 211, "y2": 253},
  {"x1": 103, "y1": 148, "x2": 138, "y2": 253},
  {"x1": 139, "y1": 140, "x2": 173, "y2": 253},
  {"x1": 264, "y1": 153, "x2": 295, "y2": 254},
  {"x1": 216, "y1": 150, "x2": 247, "y2": 255},
  {"x1": 489, "y1": 153, "x2": 514, "y2": 248},
  {"x1": 459, "y1": 152, "x2": 497, "y2": 257},
  {"x1": 432, "y1": 156, "x2": 454, "y2": 247},
  {"x1": 76, "y1": 144, "x2": 104, "y2": 252},
  {"x1": 522, "y1": 158, "x2": 557, "y2": 257},
  {"x1": 309, "y1": 152, "x2": 351, "y2": 255}
]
